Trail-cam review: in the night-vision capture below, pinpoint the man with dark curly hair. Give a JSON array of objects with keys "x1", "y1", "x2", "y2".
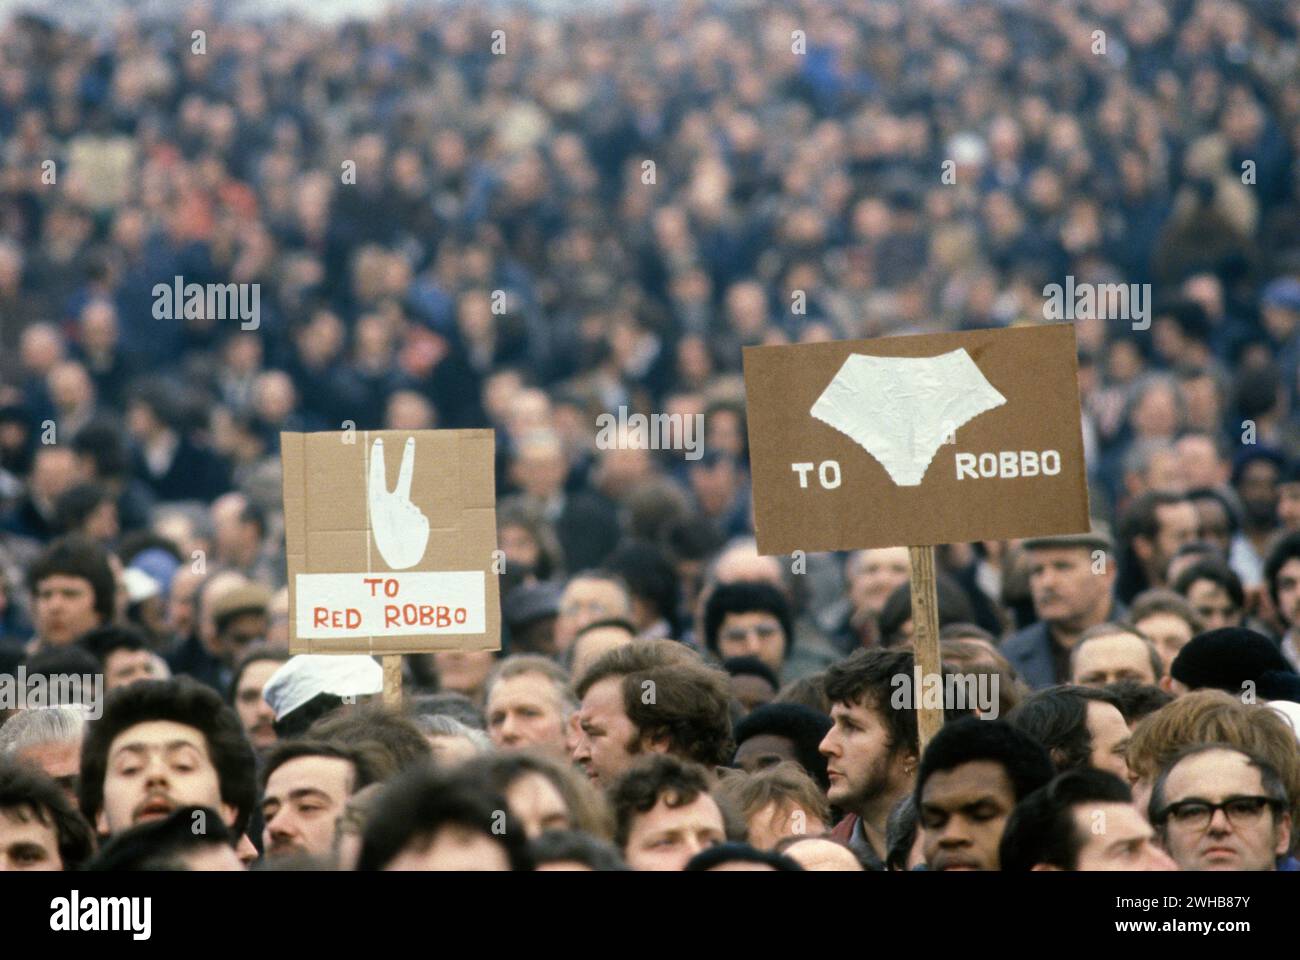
[
  {"x1": 79, "y1": 677, "x2": 256, "y2": 845},
  {"x1": 610, "y1": 754, "x2": 735, "y2": 871}
]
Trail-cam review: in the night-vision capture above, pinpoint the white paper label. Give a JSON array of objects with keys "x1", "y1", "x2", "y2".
[{"x1": 295, "y1": 571, "x2": 486, "y2": 638}]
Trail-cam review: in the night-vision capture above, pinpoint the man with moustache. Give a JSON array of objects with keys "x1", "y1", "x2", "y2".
[
  {"x1": 820, "y1": 648, "x2": 970, "y2": 869},
  {"x1": 1002, "y1": 530, "x2": 1121, "y2": 689},
  {"x1": 78, "y1": 678, "x2": 256, "y2": 849}
]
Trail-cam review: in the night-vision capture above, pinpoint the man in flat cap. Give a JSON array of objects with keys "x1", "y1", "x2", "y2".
[
  {"x1": 169, "y1": 573, "x2": 269, "y2": 693},
  {"x1": 1002, "y1": 526, "x2": 1121, "y2": 689}
]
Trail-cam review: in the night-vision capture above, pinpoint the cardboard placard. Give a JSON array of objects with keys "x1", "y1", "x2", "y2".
[
  {"x1": 282, "y1": 429, "x2": 501, "y2": 655},
  {"x1": 743, "y1": 323, "x2": 1089, "y2": 554}
]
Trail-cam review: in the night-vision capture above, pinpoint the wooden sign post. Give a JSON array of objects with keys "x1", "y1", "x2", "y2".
[
  {"x1": 743, "y1": 324, "x2": 1091, "y2": 754},
  {"x1": 908, "y1": 546, "x2": 944, "y2": 750},
  {"x1": 383, "y1": 655, "x2": 402, "y2": 707}
]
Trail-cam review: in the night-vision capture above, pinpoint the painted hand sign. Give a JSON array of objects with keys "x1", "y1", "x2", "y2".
[
  {"x1": 282, "y1": 428, "x2": 501, "y2": 654},
  {"x1": 367, "y1": 437, "x2": 431, "y2": 569}
]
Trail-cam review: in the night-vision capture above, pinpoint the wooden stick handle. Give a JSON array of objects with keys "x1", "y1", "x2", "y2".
[
  {"x1": 382, "y1": 655, "x2": 402, "y2": 707},
  {"x1": 908, "y1": 545, "x2": 944, "y2": 753}
]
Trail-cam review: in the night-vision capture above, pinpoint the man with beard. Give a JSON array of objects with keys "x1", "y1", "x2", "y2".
[
  {"x1": 820, "y1": 648, "x2": 969, "y2": 869},
  {"x1": 260, "y1": 740, "x2": 377, "y2": 862},
  {"x1": 78, "y1": 678, "x2": 256, "y2": 851}
]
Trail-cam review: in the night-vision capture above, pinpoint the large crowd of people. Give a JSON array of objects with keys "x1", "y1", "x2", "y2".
[{"x1": 1, "y1": 0, "x2": 1299, "y2": 871}]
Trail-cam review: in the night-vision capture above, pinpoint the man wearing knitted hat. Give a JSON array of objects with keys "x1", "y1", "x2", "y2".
[{"x1": 1167, "y1": 626, "x2": 1300, "y2": 703}]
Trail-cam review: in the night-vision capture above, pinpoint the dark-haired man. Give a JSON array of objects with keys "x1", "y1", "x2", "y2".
[
  {"x1": 723, "y1": 656, "x2": 779, "y2": 715},
  {"x1": 0, "y1": 758, "x2": 96, "y2": 870},
  {"x1": 999, "y1": 768, "x2": 1175, "y2": 871},
  {"x1": 1265, "y1": 531, "x2": 1300, "y2": 671},
  {"x1": 80, "y1": 624, "x2": 167, "y2": 691},
  {"x1": 211, "y1": 492, "x2": 279, "y2": 588},
  {"x1": 704, "y1": 581, "x2": 792, "y2": 679},
  {"x1": 611, "y1": 754, "x2": 731, "y2": 871},
  {"x1": 733, "y1": 702, "x2": 832, "y2": 790},
  {"x1": 357, "y1": 766, "x2": 532, "y2": 871},
  {"x1": 261, "y1": 740, "x2": 377, "y2": 861},
  {"x1": 820, "y1": 648, "x2": 968, "y2": 869},
  {"x1": 1117, "y1": 491, "x2": 1200, "y2": 603},
  {"x1": 1007, "y1": 685, "x2": 1132, "y2": 781},
  {"x1": 27, "y1": 535, "x2": 116, "y2": 652},
  {"x1": 531, "y1": 830, "x2": 628, "y2": 871},
  {"x1": 87, "y1": 805, "x2": 242, "y2": 871},
  {"x1": 79, "y1": 677, "x2": 257, "y2": 843},
  {"x1": 914, "y1": 717, "x2": 1055, "y2": 871},
  {"x1": 572, "y1": 640, "x2": 732, "y2": 788}
]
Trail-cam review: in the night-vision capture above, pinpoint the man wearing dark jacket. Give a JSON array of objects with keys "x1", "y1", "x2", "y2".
[
  {"x1": 1001, "y1": 530, "x2": 1121, "y2": 690},
  {"x1": 126, "y1": 383, "x2": 230, "y2": 504}
]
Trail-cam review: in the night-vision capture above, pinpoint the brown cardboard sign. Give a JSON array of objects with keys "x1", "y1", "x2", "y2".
[
  {"x1": 743, "y1": 323, "x2": 1089, "y2": 554},
  {"x1": 282, "y1": 429, "x2": 501, "y2": 655}
]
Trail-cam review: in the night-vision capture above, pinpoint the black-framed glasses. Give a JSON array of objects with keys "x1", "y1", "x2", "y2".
[{"x1": 1156, "y1": 795, "x2": 1284, "y2": 831}]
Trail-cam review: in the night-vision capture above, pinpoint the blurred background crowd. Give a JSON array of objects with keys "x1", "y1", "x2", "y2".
[{"x1": 2, "y1": 0, "x2": 1300, "y2": 660}]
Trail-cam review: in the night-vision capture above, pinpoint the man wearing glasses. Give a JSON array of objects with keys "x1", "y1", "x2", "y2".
[
  {"x1": 1149, "y1": 744, "x2": 1293, "y2": 871},
  {"x1": 703, "y1": 581, "x2": 792, "y2": 681}
]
